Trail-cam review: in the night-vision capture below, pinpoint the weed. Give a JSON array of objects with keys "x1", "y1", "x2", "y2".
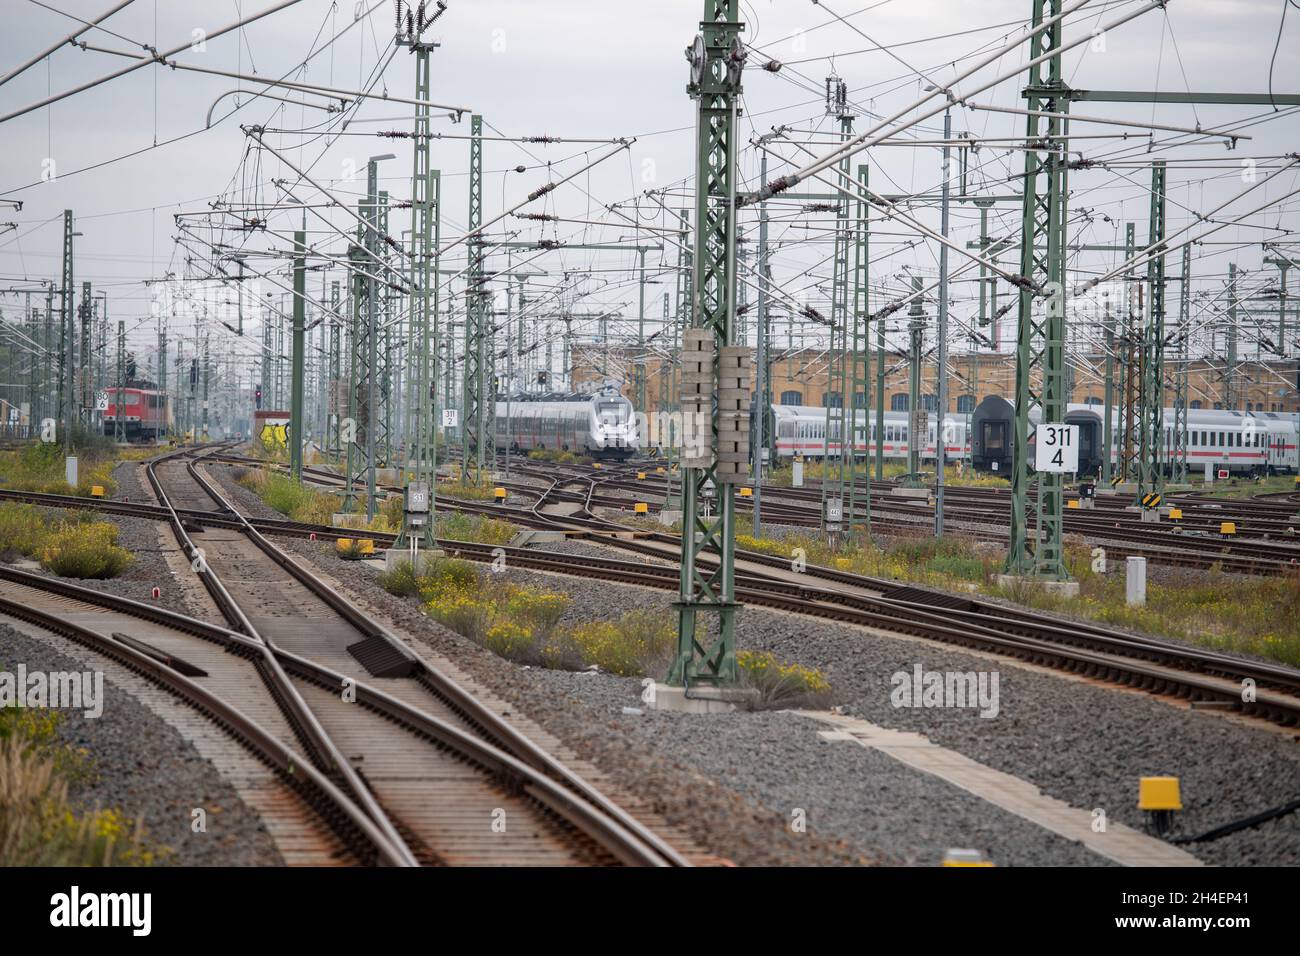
[
  {"x1": 39, "y1": 522, "x2": 133, "y2": 579},
  {"x1": 737, "y1": 650, "x2": 832, "y2": 707},
  {"x1": 0, "y1": 707, "x2": 166, "y2": 866},
  {"x1": 0, "y1": 503, "x2": 48, "y2": 559},
  {"x1": 564, "y1": 608, "x2": 676, "y2": 677}
]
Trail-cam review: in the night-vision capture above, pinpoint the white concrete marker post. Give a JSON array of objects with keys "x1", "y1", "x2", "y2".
[
  {"x1": 65, "y1": 456, "x2": 78, "y2": 488},
  {"x1": 1126, "y1": 555, "x2": 1147, "y2": 607}
]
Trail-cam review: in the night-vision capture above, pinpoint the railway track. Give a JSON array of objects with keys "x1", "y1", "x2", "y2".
[
  {"x1": 565, "y1": 466, "x2": 1300, "y2": 577},
  {"x1": 10, "y1": 450, "x2": 1300, "y2": 733},
  {"x1": 0, "y1": 448, "x2": 689, "y2": 867},
  {"x1": 158, "y1": 456, "x2": 1300, "y2": 725}
]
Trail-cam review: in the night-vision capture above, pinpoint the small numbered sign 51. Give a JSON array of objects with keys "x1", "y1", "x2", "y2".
[{"x1": 1034, "y1": 423, "x2": 1079, "y2": 473}]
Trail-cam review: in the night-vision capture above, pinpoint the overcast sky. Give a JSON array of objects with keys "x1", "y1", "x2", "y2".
[{"x1": 0, "y1": 0, "x2": 1296, "y2": 391}]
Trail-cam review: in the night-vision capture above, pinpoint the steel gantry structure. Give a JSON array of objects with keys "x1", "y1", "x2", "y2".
[
  {"x1": 396, "y1": 15, "x2": 441, "y2": 549},
  {"x1": 849, "y1": 162, "x2": 871, "y2": 538},
  {"x1": 820, "y1": 75, "x2": 853, "y2": 538},
  {"x1": 462, "y1": 114, "x2": 489, "y2": 485},
  {"x1": 1136, "y1": 161, "x2": 1168, "y2": 502},
  {"x1": 669, "y1": 0, "x2": 748, "y2": 687},
  {"x1": 60, "y1": 210, "x2": 74, "y2": 450},
  {"x1": 1006, "y1": 0, "x2": 1069, "y2": 580},
  {"x1": 1171, "y1": 244, "x2": 1192, "y2": 483}
]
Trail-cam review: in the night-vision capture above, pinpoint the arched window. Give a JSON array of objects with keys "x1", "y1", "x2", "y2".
[
  {"x1": 1214, "y1": 402, "x2": 1223, "y2": 410},
  {"x1": 890, "y1": 393, "x2": 909, "y2": 412},
  {"x1": 1190, "y1": 400, "x2": 1202, "y2": 410},
  {"x1": 823, "y1": 392, "x2": 842, "y2": 408},
  {"x1": 922, "y1": 393, "x2": 939, "y2": 412},
  {"x1": 1085, "y1": 395, "x2": 1102, "y2": 406},
  {"x1": 780, "y1": 390, "x2": 802, "y2": 405},
  {"x1": 854, "y1": 392, "x2": 866, "y2": 408},
  {"x1": 956, "y1": 394, "x2": 975, "y2": 413}
]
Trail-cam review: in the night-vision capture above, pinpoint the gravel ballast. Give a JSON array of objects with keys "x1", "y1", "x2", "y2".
[
  {"x1": 0, "y1": 620, "x2": 282, "y2": 866},
  {"x1": 201, "y1": 461, "x2": 1291, "y2": 866},
  {"x1": 200, "y1": 461, "x2": 1300, "y2": 865}
]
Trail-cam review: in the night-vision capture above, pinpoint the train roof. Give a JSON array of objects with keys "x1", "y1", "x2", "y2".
[
  {"x1": 499, "y1": 387, "x2": 630, "y2": 404},
  {"x1": 772, "y1": 404, "x2": 965, "y2": 423}
]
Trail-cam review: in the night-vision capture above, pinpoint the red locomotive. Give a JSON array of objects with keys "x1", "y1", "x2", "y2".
[{"x1": 102, "y1": 388, "x2": 173, "y2": 442}]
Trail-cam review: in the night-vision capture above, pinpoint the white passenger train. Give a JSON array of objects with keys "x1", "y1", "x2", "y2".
[
  {"x1": 492, "y1": 387, "x2": 1299, "y2": 476},
  {"x1": 771, "y1": 404, "x2": 970, "y2": 464},
  {"x1": 494, "y1": 386, "x2": 639, "y2": 460},
  {"x1": 970, "y1": 395, "x2": 1300, "y2": 476}
]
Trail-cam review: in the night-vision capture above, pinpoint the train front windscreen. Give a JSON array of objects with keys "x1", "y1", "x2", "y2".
[{"x1": 597, "y1": 401, "x2": 629, "y2": 426}]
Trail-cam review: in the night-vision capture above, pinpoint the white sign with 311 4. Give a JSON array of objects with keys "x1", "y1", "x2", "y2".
[{"x1": 1034, "y1": 423, "x2": 1079, "y2": 473}]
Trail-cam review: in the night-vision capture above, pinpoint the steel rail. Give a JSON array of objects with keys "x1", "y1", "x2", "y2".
[
  {"x1": 145, "y1": 449, "x2": 423, "y2": 867},
  {"x1": 179, "y1": 449, "x2": 688, "y2": 867},
  {"x1": 0, "y1": 576, "x2": 409, "y2": 865}
]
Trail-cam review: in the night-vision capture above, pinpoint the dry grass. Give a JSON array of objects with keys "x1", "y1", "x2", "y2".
[
  {"x1": 992, "y1": 554, "x2": 1300, "y2": 667},
  {"x1": 737, "y1": 650, "x2": 833, "y2": 708},
  {"x1": 737, "y1": 517, "x2": 1300, "y2": 666},
  {"x1": 0, "y1": 706, "x2": 165, "y2": 866},
  {"x1": 381, "y1": 559, "x2": 704, "y2": 681},
  {"x1": 0, "y1": 442, "x2": 118, "y2": 497},
  {"x1": 39, "y1": 521, "x2": 133, "y2": 579}
]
